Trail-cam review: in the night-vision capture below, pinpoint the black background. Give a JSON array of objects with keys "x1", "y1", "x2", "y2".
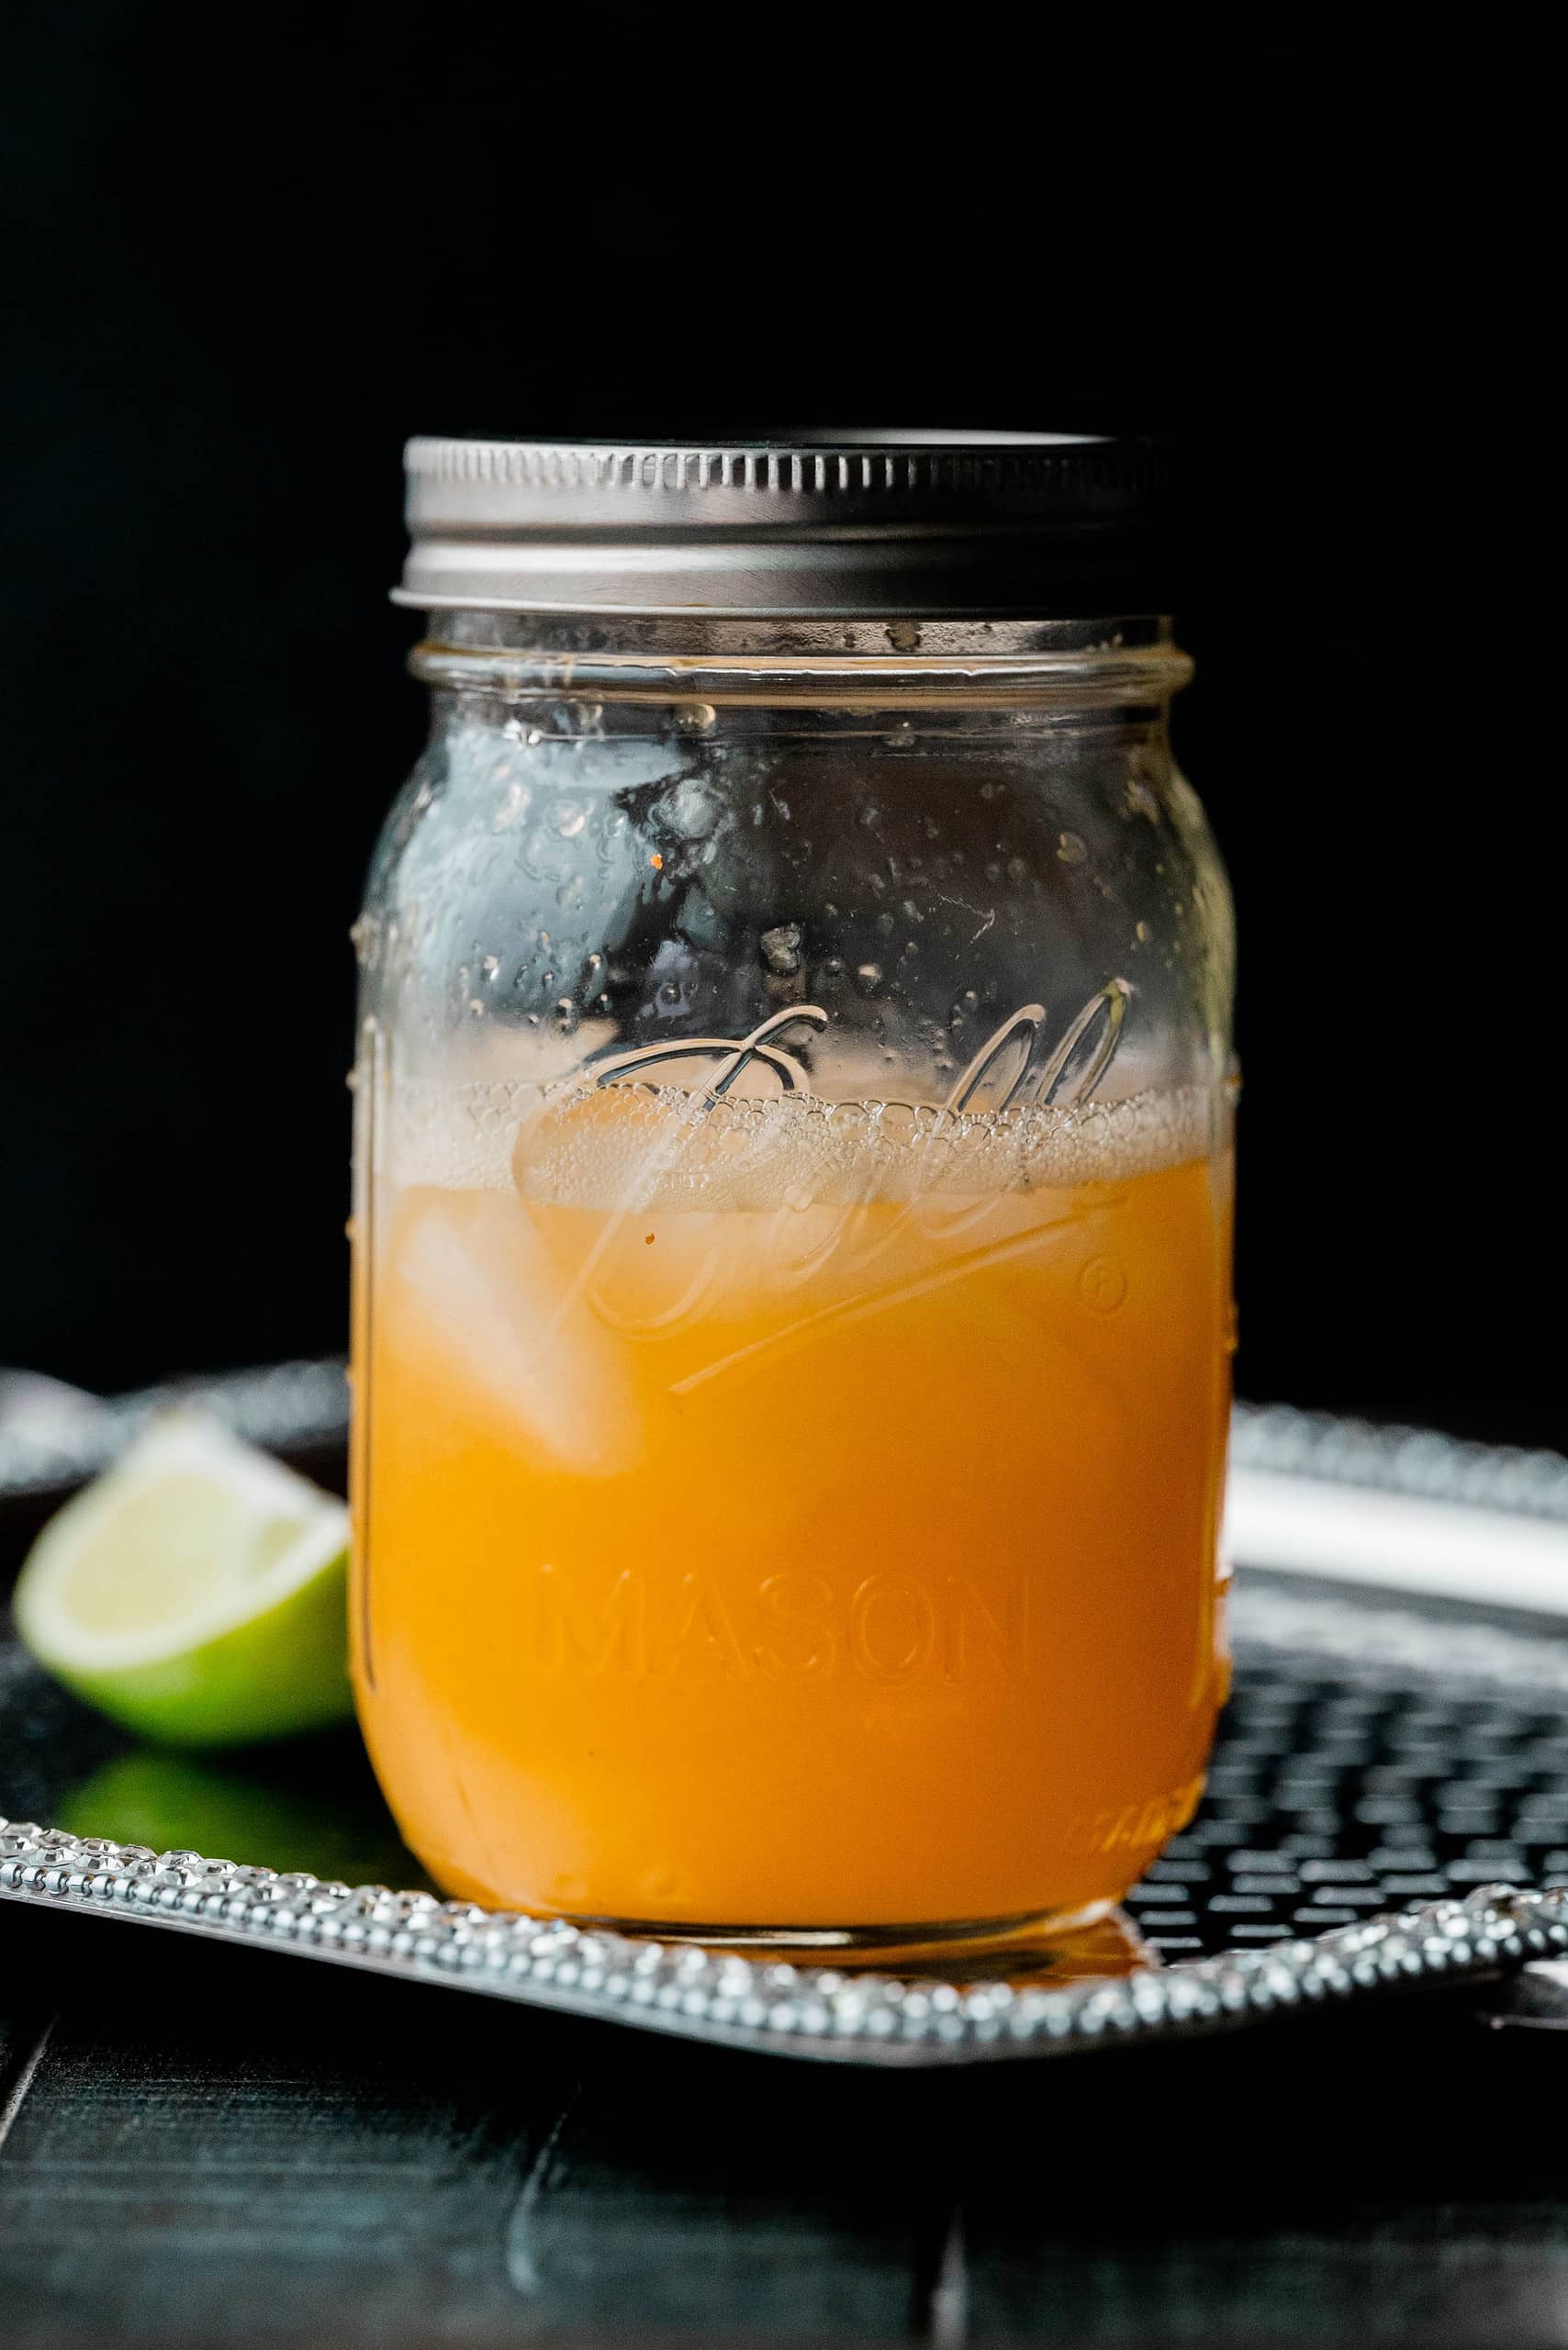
[{"x1": 2, "y1": 17, "x2": 1558, "y2": 1446}]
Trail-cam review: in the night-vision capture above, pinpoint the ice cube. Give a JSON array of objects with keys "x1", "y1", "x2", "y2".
[{"x1": 395, "y1": 1192, "x2": 642, "y2": 1477}]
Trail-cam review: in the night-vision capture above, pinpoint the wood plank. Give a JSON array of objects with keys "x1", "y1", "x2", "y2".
[
  {"x1": 0, "y1": 1906, "x2": 930, "y2": 2344},
  {"x1": 495, "y1": 2035, "x2": 955, "y2": 2341},
  {"x1": 0, "y1": 1905, "x2": 578, "y2": 2343},
  {"x1": 956, "y1": 2001, "x2": 1568, "y2": 2346}
]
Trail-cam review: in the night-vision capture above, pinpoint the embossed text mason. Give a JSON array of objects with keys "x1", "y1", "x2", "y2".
[{"x1": 350, "y1": 433, "x2": 1236, "y2": 1956}]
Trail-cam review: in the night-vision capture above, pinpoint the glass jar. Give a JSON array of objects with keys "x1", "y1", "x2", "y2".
[{"x1": 351, "y1": 434, "x2": 1235, "y2": 1959}]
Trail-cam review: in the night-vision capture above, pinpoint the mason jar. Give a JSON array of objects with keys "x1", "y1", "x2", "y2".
[{"x1": 350, "y1": 433, "x2": 1235, "y2": 1959}]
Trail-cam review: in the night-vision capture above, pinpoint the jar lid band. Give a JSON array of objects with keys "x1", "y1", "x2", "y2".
[{"x1": 395, "y1": 432, "x2": 1178, "y2": 620}]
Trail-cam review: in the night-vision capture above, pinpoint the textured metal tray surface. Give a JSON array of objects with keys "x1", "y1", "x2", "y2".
[{"x1": 6, "y1": 1379, "x2": 1568, "y2": 2065}]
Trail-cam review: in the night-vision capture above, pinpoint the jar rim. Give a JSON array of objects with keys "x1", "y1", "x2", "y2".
[{"x1": 408, "y1": 631, "x2": 1193, "y2": 711}]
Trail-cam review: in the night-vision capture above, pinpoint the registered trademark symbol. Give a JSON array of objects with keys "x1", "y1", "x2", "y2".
[{"x1": 1077, "y1": 1253, "x2": 1128, "y2": 1314}]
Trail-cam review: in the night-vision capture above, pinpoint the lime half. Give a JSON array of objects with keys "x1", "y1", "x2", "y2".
[{"x1": 13, "y1": 1412, "x2": 353, "y2": 1747}]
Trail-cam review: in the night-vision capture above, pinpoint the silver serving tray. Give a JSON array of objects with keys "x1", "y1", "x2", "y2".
[{"x1": 7, "y1": 1376, "x2": 1568, "y2": 2068}]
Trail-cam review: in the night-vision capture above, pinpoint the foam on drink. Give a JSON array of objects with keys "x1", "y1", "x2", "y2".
[{"x1": 391, "y1": 1072, "x2": 1215, "y2": 1204}]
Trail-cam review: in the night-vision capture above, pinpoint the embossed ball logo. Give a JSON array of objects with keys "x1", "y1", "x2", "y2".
[{"x1": 511, "y1": 981, "x2": 1135, "y2": 1350}]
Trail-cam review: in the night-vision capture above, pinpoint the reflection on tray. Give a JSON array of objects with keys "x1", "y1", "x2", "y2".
[
  {"x1": 879, "y1": 1907, "x2": 1155, "y2": 1987},
  {"x1": 0, "y1": 1628, "x2": 429, "y2": 1891},
  {"x1": 56, "y1": 1729, "x2": 435, "y2": 1893}
]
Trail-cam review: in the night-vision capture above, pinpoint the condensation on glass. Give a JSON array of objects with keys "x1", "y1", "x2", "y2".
[{"x1": 350, "y1": 435, "x2": 1237, "y2": 1959}]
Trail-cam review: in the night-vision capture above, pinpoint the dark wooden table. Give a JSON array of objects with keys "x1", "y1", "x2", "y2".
[{"x1": 6, "y1": 1893, "x2": 1568, "y2": 2346}]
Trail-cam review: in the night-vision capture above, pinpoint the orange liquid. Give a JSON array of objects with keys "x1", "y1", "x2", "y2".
[{"x1": 352, "y1": 1081, "x2": 1231, "y2": 1934}]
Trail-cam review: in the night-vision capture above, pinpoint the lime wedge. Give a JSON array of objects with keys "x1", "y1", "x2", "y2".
[{"x1": 13, "y1": 1412, "x2": 353, "y2": 1747}]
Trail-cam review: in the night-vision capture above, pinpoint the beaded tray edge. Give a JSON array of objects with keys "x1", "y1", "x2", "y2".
[{"x1": 1, "y1": 1818, "x2": 1562, "y2": 2070}]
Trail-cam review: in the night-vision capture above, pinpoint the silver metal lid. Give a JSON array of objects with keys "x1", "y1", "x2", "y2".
[{"x1": 395, "y1": 431, "x2": 1175, "y2": 620}]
